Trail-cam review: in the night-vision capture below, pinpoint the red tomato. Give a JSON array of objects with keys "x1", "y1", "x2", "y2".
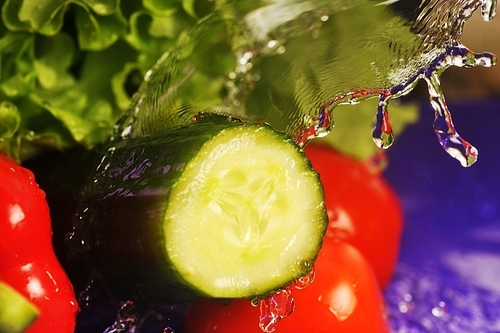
[
  {"x1": 304, "y1": 142, "x2": 403, "y2": 288},
  {"x1": 0, "y1": 154, "x2": 78, "y2": 332},
  {"x1": 183, "y1": 239, "x2": 390, "y2": 333}
]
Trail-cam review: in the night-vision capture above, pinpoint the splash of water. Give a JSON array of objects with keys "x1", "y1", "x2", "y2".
[
  {"x1": 103, "y1": 300, "x2": 139, "y2": 333},
  {"x1": 254, "y1": 269, "x2": 315, "y2": 332},
  {"x1": 77, "y1": 277, "x2": 103, "y2": 309},
  {"x1": 101, "y1": 301, "x2": 181, "y2": 333},
  {"x1": 113, "y1": 0, "x2": 497, "y2": 167},
  {"x1": 369, "y1": 44, "x2": 496, "y2": 167},
  {"x1": 258, "y1": 288, "x2": 295, "y2": 332},
  {"x1": 388, "y1": 44, "x2": 495, "y2": 166}
]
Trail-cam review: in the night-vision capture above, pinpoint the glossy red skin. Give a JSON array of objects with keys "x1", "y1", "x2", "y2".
[
  {"x1": 304, "y1": 142, "x2": 403, "y2": 289},
  {"x1": 0, "y1": 154, "x2": 78, "y2": 332},
  {"x1": 183, "y1": 239, "x2": 390, "y2": 333}
]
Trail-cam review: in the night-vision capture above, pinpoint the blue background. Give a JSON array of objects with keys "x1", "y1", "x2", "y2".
[{"x1": 383, "y1": 99, "x2": 500, "y2": 332}]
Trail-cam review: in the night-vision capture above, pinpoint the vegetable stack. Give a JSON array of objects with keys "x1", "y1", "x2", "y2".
[{"x1": 1, "y1": 1, "x2": 421, "y2": 332}]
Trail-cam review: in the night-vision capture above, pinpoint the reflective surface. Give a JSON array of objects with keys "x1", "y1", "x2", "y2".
[{"x1": 384, "y1": 100, "x2": 500, "y2": 332}]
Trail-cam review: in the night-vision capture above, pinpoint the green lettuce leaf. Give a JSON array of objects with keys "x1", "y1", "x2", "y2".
[
  {"x1": 2, "y1": 0, "x2": 68, "y2": 35},
  {"x1": 34, "y1": 33, "x2": 74, "y2": 89},
  {"x1": 82, "y1": 0, "x2": 119, "y2": 15},
  {"x1": 74, "y1": 3, "x2": 126, "y2": 50},
  {"x1": 0, "y1": 101, "x2": 21, "y2": 140},
  {"x1": 143, "y1": 0, "x2": 179, "y2": 16},
  {"x1": 1, "y1": 0, "x2": 207, "y2": 160}
]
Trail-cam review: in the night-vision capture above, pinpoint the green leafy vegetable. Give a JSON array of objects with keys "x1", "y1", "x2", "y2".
[
  {"x1": 0, "y1": 101, "x2": 20, "y2": 139},
  {"x1": 0, "y1": 0, "x2": 209, "y2": 161}
]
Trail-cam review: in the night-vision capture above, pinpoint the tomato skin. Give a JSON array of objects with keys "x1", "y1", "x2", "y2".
[
  {"x1": 0, "y1": 154, "x2": 78, "y2": 332},
  {"x1": 304, "y1": 142, "x2": 403, "y2": 289},
  {"x1": 183, "y1": 239, "x2": 390, "y2": 333}
]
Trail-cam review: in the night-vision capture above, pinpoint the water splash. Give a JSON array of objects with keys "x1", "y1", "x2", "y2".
[
  {"x1": 77, "y1": 277, "x2": 103, "y2": 309},
  {"x1": 386, "y1": 45, "x2": 495, "y2": 166},
  {"x1": 258, "y1": 288, "x2": 295, "y2": 333},
  {"x1": 308, "y1": 44, "x2": 496, "y2": 166},
  {"x1": 424, "y1": 46, "x2": 495, "y2": 166},
  {"x1": 103, "y1": 300, "x2": 139, "y2": 333},
  {"x1": 481, "y1": 0, "x2": 497, "y2": 21},
  {"x1": 255, "y1": 269, "x2": 315, "y2": 332},
  {"x1": 101, "y1": 301, "x2": 182, "y2": 333},
  {"x1": 112, "y1": 0, "x2": 497, "y2": 166}
]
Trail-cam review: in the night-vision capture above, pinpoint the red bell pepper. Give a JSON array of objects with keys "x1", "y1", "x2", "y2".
[{"x1": 0, "y1": 153, "x2": 78, "y2": 332}]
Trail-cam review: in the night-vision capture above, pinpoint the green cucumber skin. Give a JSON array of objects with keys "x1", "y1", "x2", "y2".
[
  {"x1": 74, "y1": 121, "x2": 243, "y2": 303},
  {"x1": 72, "y1": 118, "x2": 325, "y2": 303}
]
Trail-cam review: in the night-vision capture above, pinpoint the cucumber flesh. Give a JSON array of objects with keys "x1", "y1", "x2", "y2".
[
  {"x1": 165, "y1": 125, "x2": 326, "y2": 298},
  {"x1": 0, "y1": 281, "x2": 39, "y2": 333}
]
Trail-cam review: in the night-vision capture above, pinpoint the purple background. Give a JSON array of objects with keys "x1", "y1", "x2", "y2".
[{"x1": 383, "y1": 99, "x2": 500, "y2": 332}]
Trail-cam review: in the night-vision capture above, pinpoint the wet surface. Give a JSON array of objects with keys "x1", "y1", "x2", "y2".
[{"x1": 384, "y1": 99, "x2": 500, "y2": 332}]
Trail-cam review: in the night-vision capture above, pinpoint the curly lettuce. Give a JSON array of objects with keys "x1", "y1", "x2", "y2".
[{"x1": 0, "y1": 0, "x2": 213, "y2": 160}]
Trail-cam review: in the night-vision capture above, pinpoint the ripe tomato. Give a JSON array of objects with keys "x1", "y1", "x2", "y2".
[
  {"x1": 183, "y1": 239, "x2": 390, "y2": 333},
  {"x1": 304, "y1": 142, "x2": 403, "y2": 288}
]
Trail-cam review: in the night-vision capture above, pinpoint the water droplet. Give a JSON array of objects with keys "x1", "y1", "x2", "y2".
[
  {"x1": 372, "y1": 93, "x2": 394, "y2": 149},
  {"x1": 481, "y1": 0, "x2": 497, "y2": 21},
  {"x1": 431, "y1": 301, "x2": 447, "y2": 317},
  {"x1": 398, "y1": 293, "x2": 415, "y2": 314},
  {"x1": 103, "y1": 300, "x2": 139, "y2": 333},
  {"x1": 296, "y1": 103, "x2": 333, "y2": 145},
  {"x1": 255, "y1": 269, "x2": 315, "y2": 332},
  {"x1": 77, "y1": 277, "x2": 103, "y2": 309},
  {"x1": 258, "y1": 288, "x2": 295, "y2": 333},
  {"x1": 291, "y1": 269, "x2": 315, "y2": 290},
  {"x1": 365, "y1": 151, "x2": 388, "y2": 174},
  {"x1": 66, "y1": 206, "x2": 92, "y2": 253}
]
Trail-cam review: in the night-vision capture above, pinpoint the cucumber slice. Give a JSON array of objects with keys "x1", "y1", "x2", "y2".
[
  {"x1": 165, "y1": 125, "x2": 326, "y2": 298},
  {"x1": 0, "y1": 281, "x2": 39, "y2": 333},
  {"x1": 73, "y1": 118, "x2": 327, "y2": 302}
]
